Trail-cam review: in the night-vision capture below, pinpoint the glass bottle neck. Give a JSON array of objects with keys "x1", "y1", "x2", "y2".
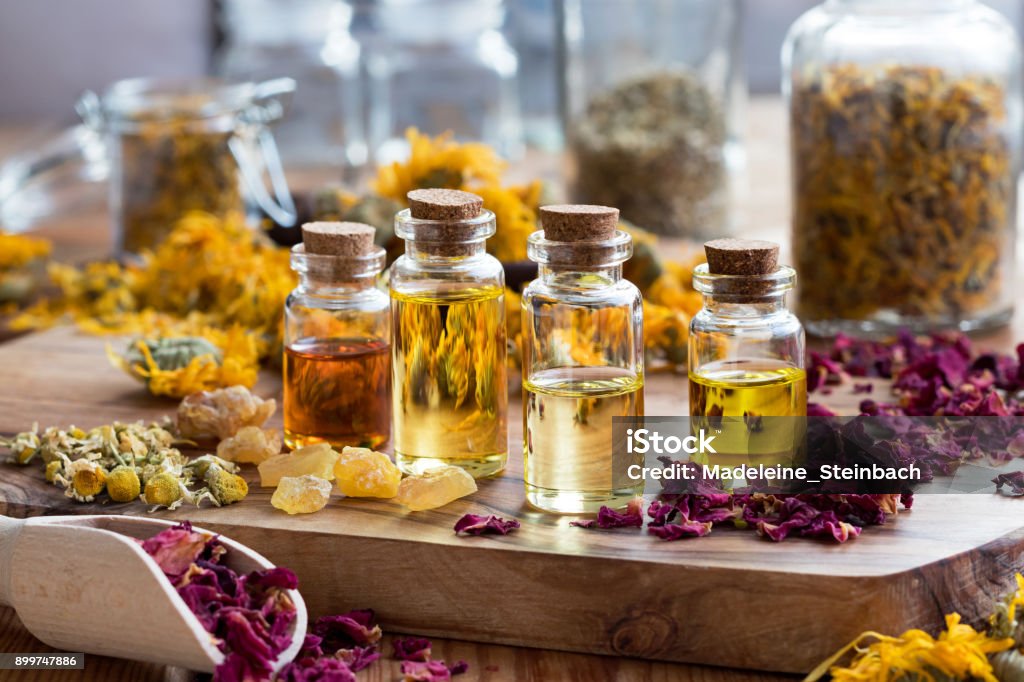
[
  {"x1": 297, "y1": 275, "x2": 378, "y2": 297},
  {"x1": 538, "y1": 263, "x2": 623, "y2": 286},
  {"x1": 700, "y1": 293, "x2": 789, "y2": 318},
  {"x1": 403, "y1": 240, "x2": 488, "y2": 262}
]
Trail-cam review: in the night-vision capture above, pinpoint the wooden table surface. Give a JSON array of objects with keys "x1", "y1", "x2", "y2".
[{"x1": 0, "y1": 97, "x2": 1021, "y2": 681}]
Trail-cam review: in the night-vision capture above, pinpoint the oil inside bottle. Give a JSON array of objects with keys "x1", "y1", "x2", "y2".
[
  {"x1": 688, "y1": 359, "x2": 807, "y2": 468},
  {"x1": 524, "y1": 365, "x2": 644, "y2": 513},
  {"x1": 284, "y1": 336, "x2": 391, "y2": 450},
  {"x1": 392, "y1": 286, "x2": 507, "y2": 477}
]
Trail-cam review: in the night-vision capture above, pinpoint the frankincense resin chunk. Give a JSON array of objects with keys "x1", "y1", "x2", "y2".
[
  {"x1": 395, "y1": 465, "x2": 477, "y2": 511},
  {"x1": 272, "y1": 475, "x2": 332, "y2": 514},
  {"x1": 334, "y1": 447, "x2": 401, "y2": 499}
]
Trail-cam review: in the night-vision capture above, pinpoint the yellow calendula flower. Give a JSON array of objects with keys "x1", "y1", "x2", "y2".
[
  {"x1": 809, "y1": 614, "x2": 1013, "y2": 682},
  {"x1": 109, "y1": 326, "x2": 260, "y2": 398},
  {"x1": 0, "y1": 231, "x2": 51, "y2": 271},
  {"x1": 373, "y1": 129, "x2": 505, "y2": 201},
  {"x1": 474, "y1": 182, "x2": 542, "y2": 263}
]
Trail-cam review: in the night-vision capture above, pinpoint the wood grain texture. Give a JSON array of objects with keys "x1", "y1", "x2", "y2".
[
  {"x1": 2, "y1": 327, "x2": 1024, "y2": 673},
  {"x1": 0, "y1": 607, "x2": 794, "y2": 682}
]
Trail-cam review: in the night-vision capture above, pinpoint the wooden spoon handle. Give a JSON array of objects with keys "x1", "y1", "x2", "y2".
[{"x1": 0, "y1": 515, "x2": 25, "y2": 608}]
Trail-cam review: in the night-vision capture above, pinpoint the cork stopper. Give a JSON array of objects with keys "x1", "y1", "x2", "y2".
[
  {"x1": 299, "y1": 221, "x2": 378, "y2": 281},
  {"x1": 540, "y1": 204, "x2": 619, "y2": 242},
  {"x1": 408, "y1": 189, "x2": 483, "y2": 221},
  {"x1": 704, "y1": 239, "x2": 779, "y2": 276},
  {"x1": 302, "y1": 221, "x2": 376, "y2": 257}
]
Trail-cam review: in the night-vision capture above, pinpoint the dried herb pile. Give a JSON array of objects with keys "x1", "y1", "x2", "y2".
[
  {"x1": 571, "y1": 70, "x2": 727, "y2": 238},
  {"x1": 791, "y1": 65, "x2": 1014, "y2": 327},
  {"x1": 119, "y1": 115, "x2": 241, "y2": 253}
]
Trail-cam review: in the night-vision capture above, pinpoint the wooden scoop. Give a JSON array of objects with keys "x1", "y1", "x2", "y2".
[{"x1": 0, "y1": 514, "x2": 307, "y2": 673}]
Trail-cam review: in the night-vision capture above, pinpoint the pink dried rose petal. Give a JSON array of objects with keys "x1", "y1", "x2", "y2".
[
  {"x1": 393, "y1": 636, "x2": 433, "y2": 662},
  {"x1": 994, "y1": 471, "x2": 1024, "y2": 496},
  {"x1": 140, "y1": 521, "x2": 216, "y2": 581},
  {"x1": 336, "y1": 645, "x2": 381, "y2": 672},
  {"x1": 453, "y1": 514, "x2": 520, "y2": 536},
  {"x1": 648, "y1": 520, "x2": 712, "y2": 540},
  {"x1": 400, "y1": 659, "x2": 468, "y2": 681},
  {"x1": 277, "y1": 656, "x2": 357, "y2": 682},
  {"x1": 570, "y1": 498, "x2": 644, "y2": 529},
  {"x1": 313, "y1": 610, "x2": 382, "y2": 652}
]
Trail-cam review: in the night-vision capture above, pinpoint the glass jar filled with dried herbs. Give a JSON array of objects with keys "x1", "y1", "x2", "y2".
[
  {"x1": 784, "y1": 0, "x2": 1023, "y2": 335},
  {"x1": 77, "y1": 78, "x2": 299, "y2": 255},
  {"x1": 560, "y1": 0, "x2": 742, "y2": 238}
]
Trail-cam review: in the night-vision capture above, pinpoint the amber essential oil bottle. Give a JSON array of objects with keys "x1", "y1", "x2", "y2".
[{"x1": 283, "y1": 222, "x2": 391, "y2": 449}]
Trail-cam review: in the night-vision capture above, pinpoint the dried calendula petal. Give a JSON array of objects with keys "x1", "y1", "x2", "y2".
[
  {"x1": 217, "y1": 426, "x2": 283, "y2": 464},
  {"x1": 271, "y1": 475, "x2": 332, "y2": 514},
  {"x1": 395, "y1": 465, "x2": 477, "y2": 511},
  {"x1": 258, "y1": 443, "x2": 339, "y2": 488},
  {"x1": 176, "y1": 385, "x2": 276, "y2": 441},
  {"x1": 334, "y1": 447, "x2": 401, "y2": 499}
]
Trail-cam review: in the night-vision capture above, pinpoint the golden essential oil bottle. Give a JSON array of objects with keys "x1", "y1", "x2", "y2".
[
  {"x1": 521, "y1": 204, "x2": 644, "y2": 513},
  {"x1": 390, "y1": 189, "x2": 508, "y2": 478},
  {"x1": 688, "y1": 239, "x2": 807, "y2": 469},
  {"x1": 283, "y1": 222, "x2": 392, "y2": 449}
]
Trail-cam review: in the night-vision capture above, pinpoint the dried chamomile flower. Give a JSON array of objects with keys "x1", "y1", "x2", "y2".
[
  {"x1": 186, "y1": 454, "x2": 239, "y2": 480},
  {"x1": 271, "y1": 475, "x2": 332, "y2": 514},
  {"x1": 44, "y1": 460, "x2": 63, "y2": 483},
  {"x1": 107, "y1": 465, "x2": 142, "y2": 503},
  {"x1": 217, "y1": 426, "x2": 282, "y2": 464},
  {"x1": 142, "y1": 471, "x2": 188, "y2": 510},
  {"x1": 176, "y1": 385, "x2": 276, "y2": 441},
  {"x1": 258, "y1": 443, "x2": 339, "y2": 488},
  {"x1": 59, "y1": 459, "x2": 108, "y2": 503},
  {"x1": 395, "y1": 466, "x2": 477, "y2": 511},
  {"x1": 0, "y1": 424, "x2": 41, "y2": 465},
  {"x1": 334, "y1": 447, "x2": 401, "y2": 499},
  {"x1": 204, "y1": 463, "x2": 249, "y2": 506}
]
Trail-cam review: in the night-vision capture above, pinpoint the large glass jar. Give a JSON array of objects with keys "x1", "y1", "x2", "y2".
[
  {"x1": 284, "y1": 222, "x2": 391, "y2": 450},
  {"x1": 521, "y1": 205, "x2": 644, "y2": 513},
  {"x1": 76, "y1": 77, "x2": 298, "y2": 255},
  {"x1": 783, "y1": 0, "x2": 1022, "y2": 335},
  {"x1": 390, "y1": 189, "x2": 508, "y2": 478},
  {"x1": 215, "y1": 0, "x2": 366, "y2": 173},
  {"x1": 560, "y1": 0, "x2": 742, "y2": 238},
  {"x1": 365, "y1": 0, "x2": 523, "y2": 163}
]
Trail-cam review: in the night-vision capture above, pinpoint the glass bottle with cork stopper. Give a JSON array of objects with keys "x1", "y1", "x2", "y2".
[
  {"x1": 284, "y1": 221, "x2": 391, "y2": 450},
  {"x1": 390, "y1": 189, "x2": 508, "y2": 478},
  {"x1": 688, "y1": 239, "x2": 806, "y2": 468},
  {"x1": 521, "y1": 204, "x2": 644, "y2": 513}
]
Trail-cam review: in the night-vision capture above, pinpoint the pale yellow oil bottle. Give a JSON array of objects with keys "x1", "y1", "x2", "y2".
[
  {"x1": 688, "y1": 359, "x2": 807, "y2": 467},
  {"x1": 524, "y1": 366, "x2": 644, "y2": 513}
]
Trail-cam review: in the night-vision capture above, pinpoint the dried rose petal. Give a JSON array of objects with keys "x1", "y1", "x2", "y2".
[
  {"x1": 336, "y1": 645, "x2": 381, "y2": 672},
  {"x1": 994, "y1": 471, "x2": 1024, "y2": 496},
  {"x1": 141, "y1": 521, "x2": 215, "y2": 581},
  {"x1": 453, "y1": 514, "x2": 520, "y2": 536},
  {"x1": 313, "y1": 610, "x2": 382, "y2": 652},
  {"x1": 277, "y1": 656, "x2": 357, "y2": 682},
  {"x1": 401, "y1": 659, "x2": 465, "y2": 682},
  {"x1": 648, "y1": 520, "x2": 712, "y2": 540},
  {"x1": 393, "y1": 636, "x2": 432, "y2": 662},
  {"x1": 570, "y1": 498, "x2": 644, "y2": 529}
]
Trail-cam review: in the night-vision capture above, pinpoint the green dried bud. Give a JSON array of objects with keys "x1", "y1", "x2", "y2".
[{"x1": 124, "y1": 337, "x2": 222, "y2": 371}]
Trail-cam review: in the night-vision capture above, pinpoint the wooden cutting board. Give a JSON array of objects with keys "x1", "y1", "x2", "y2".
[{"x1": 2, "y1": 326, "x2": 1024, "y2": 673}]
